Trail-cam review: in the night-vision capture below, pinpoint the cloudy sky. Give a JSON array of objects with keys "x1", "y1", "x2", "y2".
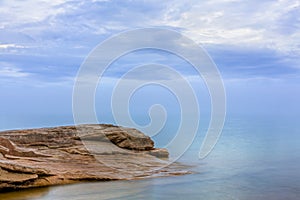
[{"x1": 0, "y1": 0, "x2": 299, "y2": 129}]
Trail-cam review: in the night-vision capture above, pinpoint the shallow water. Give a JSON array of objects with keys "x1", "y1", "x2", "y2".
[{"x1": 0, "y1": 116, "x2": 299, "y2": 200}]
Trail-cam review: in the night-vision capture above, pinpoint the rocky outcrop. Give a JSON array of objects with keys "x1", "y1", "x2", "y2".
[{"x1": 0, "y1": 124, "x2": 190, "y2": 191}]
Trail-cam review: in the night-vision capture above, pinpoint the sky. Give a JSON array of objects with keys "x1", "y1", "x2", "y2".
[{"x1": 0, "y1": 0, "x2": 300, "y2": 129}]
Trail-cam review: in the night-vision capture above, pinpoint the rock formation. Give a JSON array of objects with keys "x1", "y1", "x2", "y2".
[{"x1": 0, "y1": 124, "x2": 190, "y2": 191}]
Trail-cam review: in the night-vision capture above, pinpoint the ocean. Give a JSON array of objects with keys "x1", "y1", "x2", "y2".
[{"x1": 0, "y1": 114, "x2": 299, "y2": 200}]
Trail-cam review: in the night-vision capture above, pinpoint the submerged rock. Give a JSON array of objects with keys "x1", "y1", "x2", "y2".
[{"x1": 0, "y1": 124, "x2": 190, "y2": 191}]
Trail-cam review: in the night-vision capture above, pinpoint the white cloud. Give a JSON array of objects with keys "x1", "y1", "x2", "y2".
[
  {"x1": 0, "y1": 64, "x2": 31, "y2": 78},
  {"x1": 0, "y1": 0, "x2": 66, "y2": 26},
  {"x1": 0, "y1": 44, "x2": 26, "y2": 49},
  {"x1": 0, "y1": 0, "x2": 299, "y2": 84},
  {"x1": 1, "y1": 0, "x2": 299, "y2": 56},
  {"x1": 156, "y1": 0, "x2": 300, "y2": 55}
]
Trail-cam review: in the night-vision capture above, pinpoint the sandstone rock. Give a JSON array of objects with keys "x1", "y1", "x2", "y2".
[
  {"x1": 79, "y1": 124, "x2": 154, "y2": 150},
  {"x1": 0, "y1": 124, "x2": 190, "y2": 191},
  {"x1": 147, "y1": 148, "x2": 169, "y2": 158}
]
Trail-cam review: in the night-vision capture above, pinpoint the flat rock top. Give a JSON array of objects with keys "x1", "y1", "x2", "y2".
[{"x1": 0, "y1": 124, "x2": 190, "y2": 191}]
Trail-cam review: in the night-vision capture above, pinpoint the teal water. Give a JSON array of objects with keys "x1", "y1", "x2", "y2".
[{"x1": 0, "y1": 115, "x2": 299, "y2": 200}]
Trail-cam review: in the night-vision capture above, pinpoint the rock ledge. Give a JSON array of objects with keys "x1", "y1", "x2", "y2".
[{"x1": 0, "y1": 124, "x2": 190, "y2": 191}]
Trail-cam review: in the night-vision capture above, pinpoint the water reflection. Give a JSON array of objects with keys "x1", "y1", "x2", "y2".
[{"x1": 0, "y1": 187, "x2": 50, "y2": 200}]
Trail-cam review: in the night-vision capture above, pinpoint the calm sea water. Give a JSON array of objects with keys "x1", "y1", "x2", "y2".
[{"x1": 0, "y1": 115, "x2": 299, "y2": 200}]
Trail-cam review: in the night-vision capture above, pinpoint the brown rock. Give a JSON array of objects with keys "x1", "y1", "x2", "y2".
[
  {"x1": 0, "y1": 124, "x2": 191, "y2": 191},
  {"x1": 147, "y1": 148, "x2": 169, "y2": 158},
  {"x1": 79, "y1": 124, "x2": 154, "y2": 150}
]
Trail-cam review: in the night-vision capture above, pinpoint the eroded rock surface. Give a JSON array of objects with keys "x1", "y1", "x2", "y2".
[{"x1": 0, "y1": 124, "x2": 190, "y2": 191}]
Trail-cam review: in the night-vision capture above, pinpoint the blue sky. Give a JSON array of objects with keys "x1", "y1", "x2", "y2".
[{"x1": 0, "y1": 0, "x2": 300, "y2": 129}]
